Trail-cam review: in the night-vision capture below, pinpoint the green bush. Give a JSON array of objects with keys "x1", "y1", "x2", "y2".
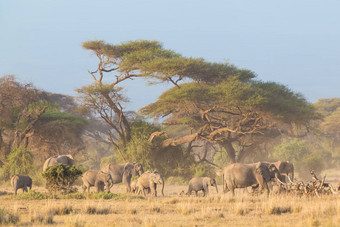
[
  {"x1": 41, "y1": 164, "x2": 82, "y2": 193},
  {"x1": 13, "y1": 190, "x2": 47, "y2": 200},
  {"x1": 271, "y1": 138, "x2": 329, "y2": 179},
  {"x1": 0, "y1": 147, "x2": 34, "y2": 181}
]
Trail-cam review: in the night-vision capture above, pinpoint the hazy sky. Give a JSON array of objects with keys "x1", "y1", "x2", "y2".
[{"x1": 1, "y1": 0, "x2": 339, "y2": 110}]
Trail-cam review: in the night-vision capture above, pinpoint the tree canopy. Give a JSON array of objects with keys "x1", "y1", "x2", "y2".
[{"x1": 80, "y1": 39, "x2": 317, "y2": 165}]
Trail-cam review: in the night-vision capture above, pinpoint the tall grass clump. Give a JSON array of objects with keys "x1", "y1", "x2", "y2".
[{"x1": 0, "y1": 208, "x2": 20, "y2": 225}]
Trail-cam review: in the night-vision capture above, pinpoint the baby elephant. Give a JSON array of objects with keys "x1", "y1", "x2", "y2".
[
  {"x1": 11, "y1": 175, "x2": 32, "y2": 195},
  {"x1": 187, "y1": 177, "x2": 218, "y2": 197},
  {"x1": 82, "y1": 170, "x2": 113, "y2": 193}
]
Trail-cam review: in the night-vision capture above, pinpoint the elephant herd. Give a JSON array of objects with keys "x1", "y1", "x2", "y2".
[{"x1": 10, "y1": 154, "x2": 310, "y2": 197}]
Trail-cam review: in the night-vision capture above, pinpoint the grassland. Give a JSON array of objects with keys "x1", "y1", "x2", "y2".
[{"x1": 0, "y1": 184, "x2": 339, "y2": 227}]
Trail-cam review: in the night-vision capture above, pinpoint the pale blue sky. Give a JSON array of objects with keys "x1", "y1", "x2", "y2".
[{"x1": 1, "y1": 0, "x2": 339, "y2": 110}]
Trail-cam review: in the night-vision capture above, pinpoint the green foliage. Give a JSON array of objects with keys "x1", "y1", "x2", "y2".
[
  {"x1": 141, "y1": 77, "x2": 315, "y2": 125},
  {"x1": 0, "y1": 147, "x2": 34, "y2": 181},
  {"x1": 116, "y1": 119, "x2": 205, "y2": 178},
  {"x1": 10, "y1": 190, "x2": 47, "y2": 200},
  {"x1": 191, "y1": 162, "x2": 215, "y2": 178},
  {"x1": 100, "y1": 155, "x2": 117, "y2": 169},
  {"x1": 41, "y1": 164, "x2": 82, "y2": 193},
  {"x1": 213, "y1": 150, "x2": 229, "y2": 168},
  {"x1": 271, "y1": 138, "x2": 329, "y2": 178},
  {"x1": 271, "y1": 138, "x2": 308, "y2": 162}
]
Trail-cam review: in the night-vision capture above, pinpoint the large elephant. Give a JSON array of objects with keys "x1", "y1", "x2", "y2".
[
  {"x1": 11, "y1": 175, "x2": 32, "y2": 195},
  {"x1": 101, "y1": 162, "x2": 144, "y2": 192},
  {"x1": 43, "y1": 154, "x2": 74, "y2": 171},
  {"x1": 265, "y1": 161, "x2": 294, "y2": 182},
  {"x1": 136, "y1": 171, "x2": 164, "y2": 197},
  {"x1": 82, "y1": 170, "x2": 113, "y2": 193},
  {"x1": 222, "y1": 162, "x2": 277, "y2": 196},
  {"x1": 186, "y1": 177, "x2": 218, "y2": 197}
]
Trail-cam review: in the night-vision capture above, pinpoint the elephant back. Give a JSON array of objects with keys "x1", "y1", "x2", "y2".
[
  {"x1": 43, "y1": 154, "x2": 74, "y2": 171},
  {"x1": 255, "y1": 162, "x2": 271, "y2": 182}
]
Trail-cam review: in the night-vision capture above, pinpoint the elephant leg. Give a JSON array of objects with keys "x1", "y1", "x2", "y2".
[
  {"x1": 15, "y1": 188, "x2": 17, "y2": 196},
  {"x1": 195, "y1": 191, "x2": 198, "y2": 197},
  {"x1": 187, "y1": 188, "x2": 192, "y2": 196},
  {"x1": 95, "y1": 182, "x2": 100, "y2": 193},
  {"x1": 204, "y1": 185, "x2": 209, "y2": 196},
  {"x1": 230, "y1": 187, "x2": 235, "y2": 197}
]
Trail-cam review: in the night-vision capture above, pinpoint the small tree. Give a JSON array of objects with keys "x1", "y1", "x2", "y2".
[
  {"x1": 0, "y1": 147, "x2": 34, "y2": 181},
  {"x1": 41, "y1": 164, "x2": 82, "y2": 193}
]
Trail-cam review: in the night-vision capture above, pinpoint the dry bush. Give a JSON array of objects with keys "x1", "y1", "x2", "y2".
[
  {"x1": 0, "y1": 208, "x2": 19, "y2": 225},
  {"x1": 31, "y1": 211, "x2": 54, "y2": 225}
]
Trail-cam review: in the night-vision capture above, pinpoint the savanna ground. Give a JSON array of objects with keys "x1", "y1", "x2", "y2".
[{"x1": 0, "y1": 182, "x2": 339, "y2": 227}]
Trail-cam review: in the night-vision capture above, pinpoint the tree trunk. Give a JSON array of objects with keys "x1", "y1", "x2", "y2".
[
  {"x1": 220, "y1": 141, "x2": 236, "y2": 163},
  {"x1": 101, "y1": 92, "x2": 131, "y2": 144}
]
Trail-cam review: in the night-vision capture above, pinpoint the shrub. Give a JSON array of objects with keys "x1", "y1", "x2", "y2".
[
  {"x1": 31, "y1": 212, "x2": 54, "y2": 224},
  {"x1": 13, "y1": 190, "x2": 47, "y2": 200},
  {"x1": 0, "y1": 208, "x2": 20, "y2": 225},
  {"x1": 41, "y1": 164, "x2": 82, "y2": 193}
]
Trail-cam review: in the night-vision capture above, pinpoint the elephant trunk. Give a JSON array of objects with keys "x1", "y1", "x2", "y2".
[
  {"x1": 289, "y1": 172, "x2": 294, "y2": 182},
  {"x1": 215, "y1": 183, "x2": 219, "y2": 194}
]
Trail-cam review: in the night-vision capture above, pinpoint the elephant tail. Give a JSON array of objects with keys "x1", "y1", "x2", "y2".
[{"x1": 161, "y1": 176, "x2": 165, "y2": 196}]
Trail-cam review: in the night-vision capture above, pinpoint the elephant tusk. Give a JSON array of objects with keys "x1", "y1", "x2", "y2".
[
  {"x1": 277, "y1": 177, "x2": 287, "y2": 185},
  {"x1": 329, "y1": 184, "x2": 338, "y2": 194},
  {"x1": 287, "y1": 175, "x2": 294, "y2": 184}
]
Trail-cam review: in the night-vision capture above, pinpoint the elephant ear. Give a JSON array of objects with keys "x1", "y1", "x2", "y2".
[
  {"x1": 66, "y1": 155, "x2": 74, "y2": 165},
  {"x1": 256, "y1": 162, "x2": 271, "y2": 182},
  {"x1": 124, "y1": 163, "x2": 133, "y2": 174},
  {"x1": 66, "y1": 154, "x2": 74, "y2": 159}
]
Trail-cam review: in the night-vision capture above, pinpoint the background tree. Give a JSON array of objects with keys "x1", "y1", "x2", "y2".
[
  {"x1": 313, "y1": 98, "x2": 340, "y2": 156},
  {"x1": 78, "y1": 40, "x2": 220, "y2": 161},
  {"x1": 0, "y1": 75, "x2": 88, "y2": 174},
  {"x1": 0, "y1": 75, "x2": 47, "y2": 157}
]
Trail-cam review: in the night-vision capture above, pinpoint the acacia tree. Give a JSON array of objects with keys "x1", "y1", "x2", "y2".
[
  {"x1": 141, "y1": 77, "x2": 316, "y2": 163},
  {"x1": 0, "y1": 75, "x2": 88, "y2": 165},
  {"x1": 77, "y1": 40, "x2": 235, "y2": 160},
  {"x1": 0, "y1": 75, "x2": 47, "y2": 155}
]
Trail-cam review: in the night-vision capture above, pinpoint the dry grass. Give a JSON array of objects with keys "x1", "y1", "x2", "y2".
[{"x1": 0, "y1": 184, "x2": 339, "y2": 226}]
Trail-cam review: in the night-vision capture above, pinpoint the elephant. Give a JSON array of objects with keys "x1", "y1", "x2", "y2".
[
  {"x1": 43, "y1": 154, "x2": 74, "y2": 171},
  {"x1": 265, "y1": 161, "x2": 294, "y2": 182},
  {"x1": 82, "y1": 170, "x2": 113, "y2": 193},
  {"x1": 222, "y1": 162, "x2": 278, "y2": 196},
  {"x1": 101, "y1": 162, "x2": 144, "y2": 192},
  {"x1": 186, "y1": 177, "x2": 218, "y2": 197},
  {"x1": 136, "y1": 171, "x2": 164, "y2": 197},
  {"x1": 131, "y1": 179, "x2": 140, "y2": 193},
  {"x1": 11, "y1": 175, "x2": 32, "y2": 195}
]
